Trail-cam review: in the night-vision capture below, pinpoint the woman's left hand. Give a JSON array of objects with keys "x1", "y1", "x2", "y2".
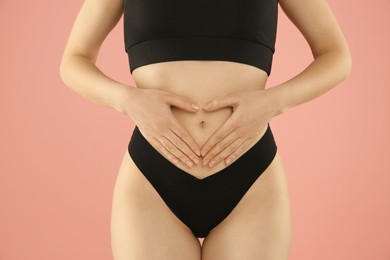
[{"x1": 200, "y1": 88, "x2": 280, "y2": 167}]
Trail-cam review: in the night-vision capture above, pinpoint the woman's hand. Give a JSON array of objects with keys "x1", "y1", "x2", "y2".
[
  {"x1": 200, "y1": 89, "x2": 281, "y2": 167},
  {"x1": 120, "y1": 87, "x2": 202, "y2": 168}
]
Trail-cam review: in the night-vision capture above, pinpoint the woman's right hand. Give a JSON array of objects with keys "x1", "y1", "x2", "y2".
[{"x1": 119, "y1": 87, "x2": 202, "y2": 168}]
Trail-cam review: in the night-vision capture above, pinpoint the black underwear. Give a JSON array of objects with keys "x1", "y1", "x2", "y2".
[{"x1": 128, "y1": 123, "x2": 278, "y2": 238}]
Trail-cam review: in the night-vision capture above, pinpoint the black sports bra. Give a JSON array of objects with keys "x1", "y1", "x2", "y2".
[{"x1": 123, "y1": 0, "x2": 278, "y2": 75}]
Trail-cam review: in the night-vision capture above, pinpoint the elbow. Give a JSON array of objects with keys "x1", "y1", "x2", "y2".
[
  {"x1": 337, "y1": 43, "x2": 353, "y2": 80},
  {"x1": 341, "y1": 49, "x2": 352, "y2": 80},
  {"x1": 59, "y1": 56, "x2": 72, "y2": 88},
  {"x1": 316, "y1": 42, "x2": 352, "y2": 81}
]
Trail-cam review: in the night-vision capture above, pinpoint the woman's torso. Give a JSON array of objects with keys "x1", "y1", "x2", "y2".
[{"x1": 132, "y1": 60, "x2": 269, "y2": 179}]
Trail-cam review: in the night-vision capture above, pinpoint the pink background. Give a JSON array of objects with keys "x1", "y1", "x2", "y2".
[{"x1": 1, "y1": 0, "x2": 389, "y2": 259}]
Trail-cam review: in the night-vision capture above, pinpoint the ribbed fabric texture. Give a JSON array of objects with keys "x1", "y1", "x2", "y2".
[{"x1": 123, "y1": 0, "x2": 278, "y2": 75}]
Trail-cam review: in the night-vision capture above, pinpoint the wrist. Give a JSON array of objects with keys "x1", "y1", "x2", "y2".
[
  {"x1": 265, "y1": 84, "x2": 290, "y2": 117},
  {"x1": 112, "y1": 83, "x2": 140, "y2": 115}
]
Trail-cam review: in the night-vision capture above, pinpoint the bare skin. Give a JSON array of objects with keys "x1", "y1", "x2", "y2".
[{"x1": 59, "y1": 0, "x2": 351, "y2": 258}]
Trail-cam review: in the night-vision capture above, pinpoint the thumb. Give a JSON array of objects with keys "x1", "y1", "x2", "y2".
[
  {"x1": 165, "y1": 93, "x2": 200, "y2": 112},
  {"x1": 203, "y1": 94, "x2": 238, "y2": 111}
]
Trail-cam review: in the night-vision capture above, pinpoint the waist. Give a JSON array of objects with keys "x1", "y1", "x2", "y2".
[
  {"x1": 132, "y1": 60, "x2": 268, "y2": 146},
  {"x1": 132, "y1": 60, "x2": 269, "y2": 177}
]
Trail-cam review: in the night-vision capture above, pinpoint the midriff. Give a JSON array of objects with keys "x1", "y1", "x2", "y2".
[{"x1": 132, "y1": 60, "x2": 269, "y2": 179}]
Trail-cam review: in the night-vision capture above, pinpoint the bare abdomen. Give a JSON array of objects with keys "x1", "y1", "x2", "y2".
[{"x1": 132, "y1": 60, "x2": 269, "y2": 179}]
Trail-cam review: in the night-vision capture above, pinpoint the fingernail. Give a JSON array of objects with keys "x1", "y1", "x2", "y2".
[
  {"x1": 203, "y1": 103, "x2": 210, "y2": 109},
  {"x1": 195, "y1": 149, "x2": 201, "y2": 156},
  {"x1": 186, "y1": 160, "x2": 194, "y2": 168},
  {"x1": 192, "y1": 104, "x2": 199, "y2": 110},
  {"x1": 209, "y1": 160, "x2": 216, "y2": 167},
  {"x1": 173, "y1": 158, "x2": 179, "y2": 164},
  {"x1": 226, "y1": 158, "x2": 232, "y2": 165}
]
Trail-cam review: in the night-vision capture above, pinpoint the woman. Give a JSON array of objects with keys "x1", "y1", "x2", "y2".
[{"x1": 60, "y1": 0, "x2": 351, "y2": 258}]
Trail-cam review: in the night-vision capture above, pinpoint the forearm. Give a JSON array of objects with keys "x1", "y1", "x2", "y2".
[
  {"x1": 59, "y1": 55, "x2": 138, "y2": 113},
  {"x1": 269, "y1": 48, "x2": 352, "y2": 116}
]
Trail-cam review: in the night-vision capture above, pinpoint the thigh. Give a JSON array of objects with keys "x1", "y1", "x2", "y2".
[
  {"x1": 201, "y1": 151, "x2": 292, "y2": 260},
  {"x1": 111, "y1": 149, "x2": 202, "y2": 260}
]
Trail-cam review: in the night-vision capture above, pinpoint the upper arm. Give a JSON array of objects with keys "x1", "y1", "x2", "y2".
[
  {"x1": 61, "y1": 0, "x2": 124, "y2": 63},
  {"x1": 278, "y1": 0, "x2": 349, "y2": 58}
]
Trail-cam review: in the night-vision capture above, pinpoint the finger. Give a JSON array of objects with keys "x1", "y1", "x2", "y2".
[
  {"x1": 159, "y1": 135, "x2": 195, "y2": 168},
  {"x1": 165, "y1": 94, "x2": 200, "y2": 112},
  {"x1": 203, "y1": 94, "x2": 239, "y2": 112},
  {"x1": 202, "y1": 132, "x2": 240, "y2": 166},
  {"x1": 200, "y1": 119, "x2": 236, "y2": 157},
  {"x1": 223, "y1": 138, "x2": 252, "y2": 166},
  {"x1": 207, "y1": 137, "x2": 246, "y2": 167},
  {"x1": 169, "y1": 121, "x2": 202, "y2": 157},
  {"x1": 150, "y1": 137, "x2": 180, "y2": 165},
  {"x1": 166, "y1": 129, "x2": 200, "y2": 166}
]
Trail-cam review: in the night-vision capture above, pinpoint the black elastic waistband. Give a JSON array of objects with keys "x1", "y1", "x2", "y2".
[{"x1": 126, "y1": 36, "x2": 274, "y2": 75}]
